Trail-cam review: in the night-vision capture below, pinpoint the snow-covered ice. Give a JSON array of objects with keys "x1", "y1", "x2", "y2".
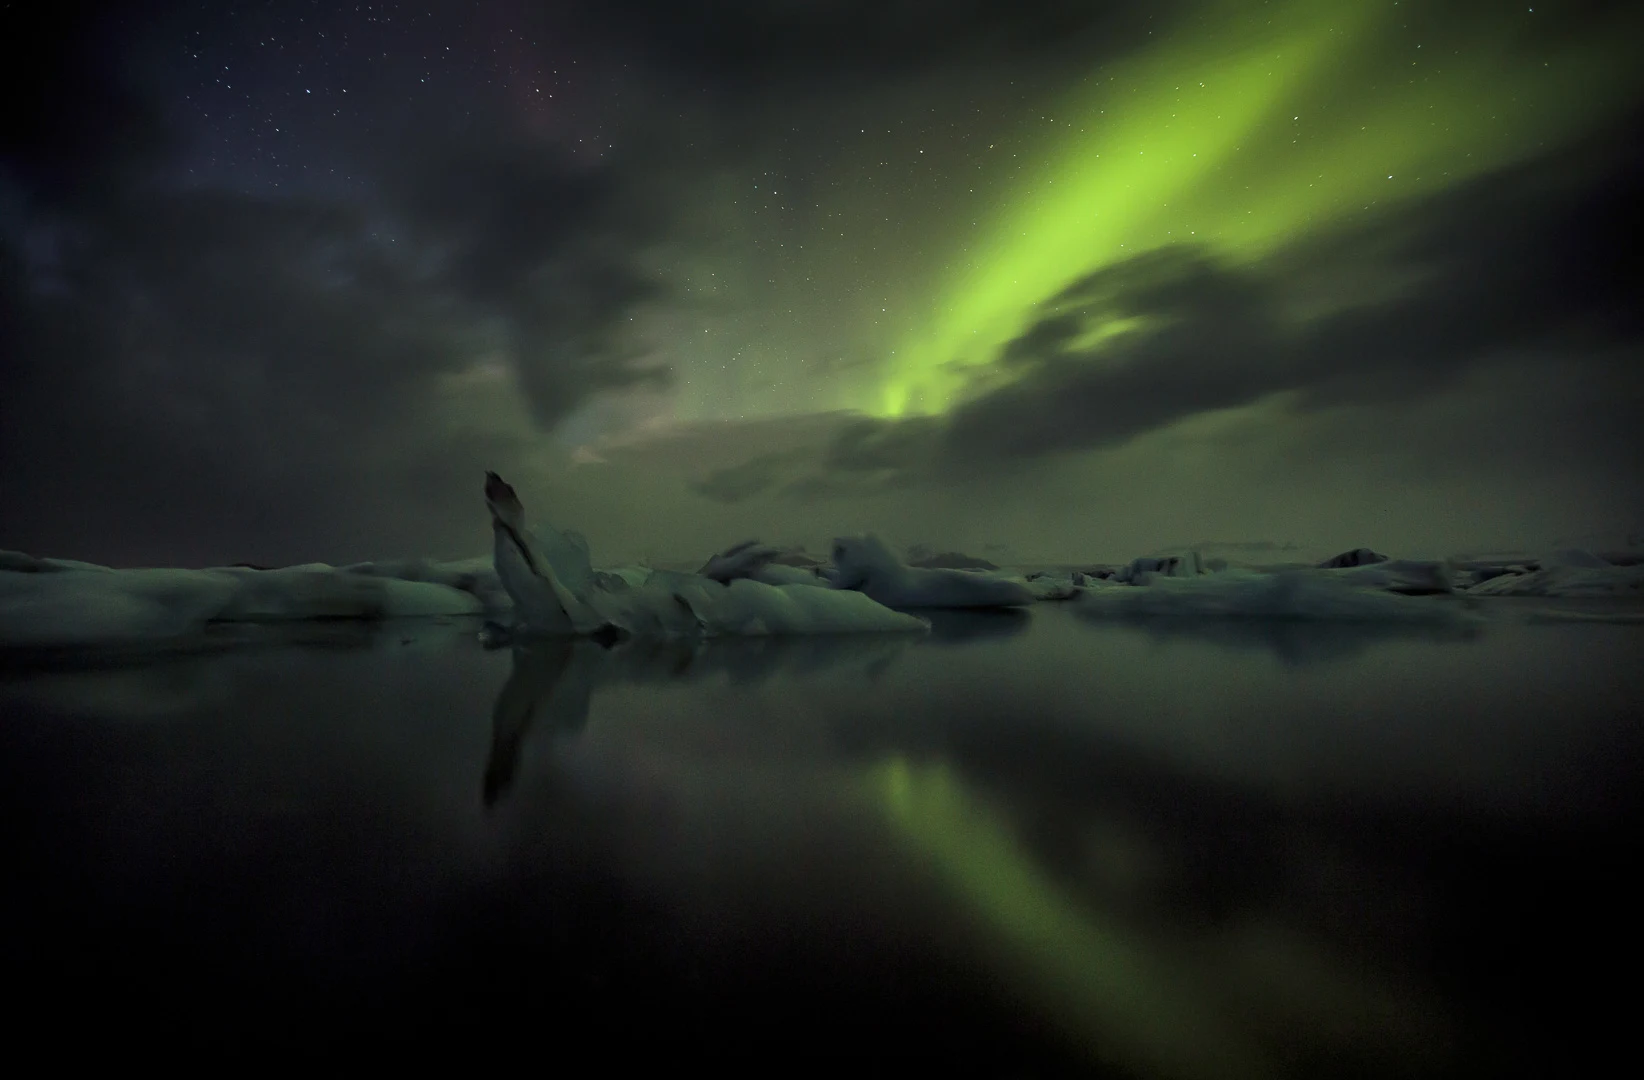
[
  {"x1": 7, "y1": 485, "x2": 1638, "y2": 655},
  {"x1": 1461, "y1": 560, "x2": 1644, "y2": 597},
  {"x1": 1112, "y1": 552, "x2": 1207, "y2": 584},
  {"x1": 1318, "y1": 559, "x2": 1454, "y2": 595},
  {"x1": 1075, "y1": 568, "x2": 1479, "y2": 625},
  {"x1": 0, "y1": 567, "x2": 243, "y2": 648},
  {"x1": 826, "y1": 534, "x2": 1037, "y2": 609},
  {"x1": 485, "y1": 473, "x2": 928, "y2": 638},
  {"x1": 1317, "y1": 547, "x2": 1389, "y2": 569},
  {"x1": 0, "y1": 550, "x2": 493, "y2": 652}
]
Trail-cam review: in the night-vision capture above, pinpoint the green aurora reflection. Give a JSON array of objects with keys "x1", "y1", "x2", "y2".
[
  {"x1": 873, "y1": 0, "x2": 1644, "y2": 417},
  {"x1": 866, "y1": 755, "x2": 1445, "y2": 1077}
]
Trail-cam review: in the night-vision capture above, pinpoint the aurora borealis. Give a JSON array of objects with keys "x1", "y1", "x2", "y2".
[
  {"x1": 2, "y1": 0, "x2": 1640, "y2": 566},
  {"x1": 875, "y1": 0, "x2": 1644, "y2": 417}
]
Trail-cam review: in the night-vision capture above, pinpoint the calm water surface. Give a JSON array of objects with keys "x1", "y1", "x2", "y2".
[{"x1": 2, "y1": 605, "x2": 1638, "y2": 1075}]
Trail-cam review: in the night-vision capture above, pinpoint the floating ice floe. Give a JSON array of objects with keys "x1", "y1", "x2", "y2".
[
  {"x1": 485, "y1": 473, "x2": 926, "y2": 638},
  {"x1": 1316, "y1": 547, "x2": 1389, "y2": 569},
  {"x1": 695, "y1": 540, "x2": 832, "y2": 588},
  {"x1": 1461, "y1": 559, "x2": 1644, "y2": 597},
  {"x1": 339, "y1": 554, "x2": 513, "y2": 609},
  {"x1": 1316, "y1": 558, "x2": 1454, "y2": 595},
  {"x1": 697, "y1": 539, "x2": 784, "y2": 584},
  {"x1": 825, "y1": 534, "x2": 1037, "y2": 609},
  {"x1": 1020, "y1": 572, "x2": 1084, "y2": 601},
  {"x1": 1101, "y1": 546, "x2": 1455, "y2": 597},
  {"x1": 0, "y1": 567, "x2": 243, "y2": 648},
  {"x1": 0, "y1": 556, "x2": 490, "y2": 652},
  {"x1": 1111, "y1": 552, "x2": 1207, "y2": 584},
  {"x1": 904, "y1": 544, "x2": 999, "y2": 571},
  {"x1": 1075, "y1": 568, "x2": 1479, "y2": 625}
]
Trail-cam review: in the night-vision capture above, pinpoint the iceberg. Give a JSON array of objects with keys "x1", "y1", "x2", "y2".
[
  {"x1": 339, "y1": 555, "x2": 512, "y2": 610},
  {"x1": 1317, "y1": 559, "x2": 1454, "y2": 595},
  {"x1": 0, "y1": 550, "x2": 490, "y2": 653},
  {"x1": 1103, "y1": 547, "x2": 1452, "y2": 597},
  {"x1": 904, "y1": 544, "x2": 1000, "y2": 571},
  {"x1": 825, "y1": 534, "x2": 1037, "y2": 609},
  {"x1": 484, "y1": 473, "x2": 927, "y2": 638},
  {"x1": 213, "y1": 565, "x2": 480, "y2": 620},
  {"x1": 1462, "y1": 561, "x2": 1644, "y2": 597},
  {"x1": 1021, "y1": 572, "x2": 1083, "y2": 601},
  {"x1": 1317, "y1": 547, "x2": 1389, "y2": 569},
  {"x1": 1112, "y1": 552, "x2": 1206, "y2": 584},
  {"x1": 696, "y1": 539, "x2": 784, "y2": 583},
  {"x1": 0, "y1": 567, "x2": 243, "y2": 649},
  {"x1": 695, "y1": 541, "x2": 830, "y2": 588},
  {"x1": 1075, "y1": 568, "x2": 1479, "y2": 625}
]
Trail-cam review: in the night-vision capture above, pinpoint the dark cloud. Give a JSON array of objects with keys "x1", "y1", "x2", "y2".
[
  {"x1": 3, "y1": 2, "x2": 1640, "y2": 565},
  {"x1": 774, "y1": 112, "x2": 1644, "y2": 489},
  {"x1": 824, "y1": 416, "x2": 945, "y2": 476},
  {"x1": 0, "y1": 8, "x2": 673, "y2": 566},
  {"x1": 691, "y1": 450, "x2": 812, "y2": 504},
  {"x1": 0, "y1": 181, "x2": 505, "y2": 564},
  {"x1": 378, "y1": 132, "x2": 670, "y2": 428}
]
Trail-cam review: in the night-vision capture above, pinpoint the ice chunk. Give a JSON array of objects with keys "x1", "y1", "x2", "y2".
[
  {"x1": 1450, "y1": 560, "x2": 1537, "y2": 589},
  {"x1": 905, "y1": 543, "x2": 1000, "y2": 571},
  {"x1": 828, "y1": 534, "x2": 1036, "y2": 609},
  {"x1": 1023, "y1": 571, "x2": 1083, "y2": 601},
  {"x1": 0, "y1": 554, "x2": 495, "y2": 650},
  {"x1": 339, "y1": 555, "x2": 510, "y2": 611},
  {"x1": 1317, "y1": 548, "x2": 1389, "y2": 569},
  {"x1": 771, "y1": 548, "x2": 826, "y2": 568},
  {"x1": 751, "y1": 563, "x2": 828, "y2": 587},
  {"x1": 600, "y1": 565, "x2": 655, "y2": 589},
  {"x1": 1113, "y1": 552, "x2": 1205, "y2": 584},
  {"x1": 0, "y1": 568, "x2": 241, "y2": 647},
  {"x1": 1464, "y1": 562, "x2": 1644, "y2": 597},
  {"x1": 41, "y1": 557, "x2": 116, "y2": 573},
  {"x1": 697, "y1": 539, "x2": 784, "y2": 583},
  {"x1": 692, "y1": 577, "x2": 928, "y2": 635},
  {"x1": 215, "y1": 566, "x2": 386, "y2": 620},
  {"x1": 0, "y1": 550, "x2": 59, "y2": 573},
  {"x1": 484, "y1": 473, "x2": 929, "y2": 638},
  {"x1": 1319, "y1": 559, "x2": 1453, "y2": 595},
  {"x1": 1076, "y1": 569, "x2": 1478, "y2": 625},
  {"x1": 696, "y1": 541, "x2": 832, "y2": 587}
]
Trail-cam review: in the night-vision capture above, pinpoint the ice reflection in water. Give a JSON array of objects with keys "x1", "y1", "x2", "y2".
[{"x1": 2, "y1": 606, "x2": 1636, "y2": 1074}]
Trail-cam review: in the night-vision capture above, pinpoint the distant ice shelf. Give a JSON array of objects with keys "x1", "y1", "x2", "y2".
[{"x1": 3, "y1": 529, "x2": 1637, "y2": 653}]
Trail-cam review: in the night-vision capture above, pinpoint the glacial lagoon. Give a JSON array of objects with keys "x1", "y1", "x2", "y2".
[{"x1": 2, "y1": 603, "x2": 1637, "y2": 1076}]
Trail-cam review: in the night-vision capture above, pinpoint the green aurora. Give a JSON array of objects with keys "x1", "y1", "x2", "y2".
[
  {"x1": 867, "y1": 755, "x2": 1444, "y2": 1077},
  {"x1": 873, "y1": 0, "x2": 1644, "y2": 417}
]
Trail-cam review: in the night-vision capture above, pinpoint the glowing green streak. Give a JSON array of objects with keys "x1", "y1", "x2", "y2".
[
  {"x1": 879, "y1": 0, "x2": 1365, "y2": 416},
  {"x1": 867, "y1": 757, "x2": 1271, "y2": 1079},
  {"x1": 876, "y1": 0, "x2": 1644, "y2": 417}
]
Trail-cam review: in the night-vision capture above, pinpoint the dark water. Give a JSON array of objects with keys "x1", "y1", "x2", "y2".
[{"x1": 1, "y1": 605, "x2": 1638, "y2": 1074}]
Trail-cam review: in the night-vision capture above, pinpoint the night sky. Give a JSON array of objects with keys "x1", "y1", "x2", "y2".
[{"x1": 3, "y1": 0, "x2": 1641, "y2": 568}]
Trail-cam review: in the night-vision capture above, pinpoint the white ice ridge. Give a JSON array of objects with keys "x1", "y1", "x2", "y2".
[
  {"x1": 823, "y1": 534, "x2": 1037, "y2": 609},
  {"x1": 0, "y1": 555, "x2": 493, "y2": 649},
  {"x1": 1456, "y1": 549, "x2": 1644, "y2": 597},
  {"x1": 5, "y1": 507, "x2": 1636, "y2": 650},
  {"x1": 484, "y1": 472, "x2": 926, "y2": 639}
]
